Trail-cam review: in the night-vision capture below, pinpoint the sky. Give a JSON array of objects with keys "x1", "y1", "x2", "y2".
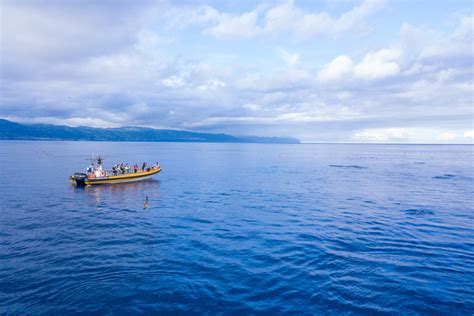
[{"x1": 0, "y1": 0, "x2": 473, "y2": 143}]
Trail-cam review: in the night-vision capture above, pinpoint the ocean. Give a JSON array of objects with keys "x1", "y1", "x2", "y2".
[{"x1": 0, "y1": 141, "x2": 473, "y2": 314}]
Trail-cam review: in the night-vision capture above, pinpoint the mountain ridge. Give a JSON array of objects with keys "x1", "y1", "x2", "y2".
[{"x1": 0, "y1": 119, "x2": 300, "y2": 144}]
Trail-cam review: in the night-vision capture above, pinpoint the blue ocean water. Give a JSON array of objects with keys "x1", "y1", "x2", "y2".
[{"x1": 0, "y1": 141, "x2": 473, "y2": 314}]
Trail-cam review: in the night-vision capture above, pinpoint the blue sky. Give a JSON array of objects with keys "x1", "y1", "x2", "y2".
[{"x1": 1, "y1": 0, "x2": 473, "y2": 143}]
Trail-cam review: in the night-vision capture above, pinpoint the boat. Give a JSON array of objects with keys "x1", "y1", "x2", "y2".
[{"x1": 70, "y1": 156, "x2": 161, "y2": 186}]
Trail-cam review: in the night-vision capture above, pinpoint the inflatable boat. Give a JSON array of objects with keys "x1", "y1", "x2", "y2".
[{"x1": 70, "y1": 157, "x2": 161, "y2": 186}]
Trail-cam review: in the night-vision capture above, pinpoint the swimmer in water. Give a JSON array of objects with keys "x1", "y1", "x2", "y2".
[{"x1": 143, "y1": 196, "x2": 149, "y2": 209}]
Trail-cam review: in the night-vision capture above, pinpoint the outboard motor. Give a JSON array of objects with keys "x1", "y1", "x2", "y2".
[{"x1": 74, "y1": 173, "x2": 87, "y2": 186}]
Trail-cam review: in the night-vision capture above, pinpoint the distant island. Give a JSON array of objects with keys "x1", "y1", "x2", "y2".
[{"x1": 0, "y1": 119, "x2": 300, "y2": 144}]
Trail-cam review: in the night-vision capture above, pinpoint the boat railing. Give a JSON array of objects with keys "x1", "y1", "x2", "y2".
[{"x1": 85, "y1": 164, "x2": 160, "y2": 179}]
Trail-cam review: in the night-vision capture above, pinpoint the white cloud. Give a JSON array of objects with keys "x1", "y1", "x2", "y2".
[
  {"x1": 318, "y1": 55, "x2": 354, "y2": 82},
  {"x1": 207, "y1": 11, "x2": 261, "y2": 38},
  {"x1": 437, "y1": 132, "x2": 456, "y2": 141},
  {"x1": 243, "y1": 103, "x2": 262, "y2": 111},
  {"x1": 337, "y1": 91, "x2": 353, "y2": 100},
  {"x1": 353, "y1": 128, "x2": 408, "y2": 142},
  {"x1": 3, "y1": 115, "x2": 121, "y2": 128},
  {"x1": 278, "y1": 48, "x2": 300, "y2": 66},
  {"x1": 187, "y1": 106, "x2": 360, "y2": 128},
  {"x1": 353, "y1": 49, "x2": 401, "y2": 79},
  {"x1": 455, "y1": 15, "x2": 473, "y2": 40},
  {"x1": 197, "y1": 79, "x2": 226, "y2": 91},
  {"x1": 334, "y1": 0, "x2": 386, "y2": 32},
  {"x1": 316, "y1": 14, "x2": 472, "y2": 84},
  {"x1": 413, "y1": 15, "x2": 474, "y2": 61},
  {"x1": 318, "y1": 48, "x2": 400, "y2": 81},
  {"x1": 464, "y1": 130, "x2": 474, "y2": 139},
  {"x1": 185, "y1": 0, "x2": 386, "y2": 39},
  {"x1": 169, "y1": 5, "x2": 261, "y2": 38},
  {"x1": 162, "y1": 75, "x2": 186, "y2": 88},
  {"x1": 263, "y1": 0, "x2": 385, "y2": 38},
  {"x1": 353, "y1": 128, "x2": 474, "y2": 143}
]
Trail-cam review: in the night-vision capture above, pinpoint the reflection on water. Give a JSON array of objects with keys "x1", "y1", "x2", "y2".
[
  {"x1": 76, "y1": 180, "x2": 161, "y2": 208},
  {"x1": 84, "y1": 179, "x2": 161, "y2": 194}
]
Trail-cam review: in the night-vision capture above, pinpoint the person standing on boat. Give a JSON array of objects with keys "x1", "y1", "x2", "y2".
[
  {"x1": 142, "y1": 162, "x2": 146, "y2": 171},
  {"x1": 134, "y1": 164, "x2": 139, "y2": 173},
  {"x1": 86, "y1": 162, "x2": 94, "y2": 174}
]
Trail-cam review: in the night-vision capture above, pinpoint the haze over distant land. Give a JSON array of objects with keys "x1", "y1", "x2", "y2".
[
  {"x1": 0, "y1": 1, "x2": 473, "y2": 143},
  {"x1": 0, "y1": 119, "x2": 299, "y2": 144}
]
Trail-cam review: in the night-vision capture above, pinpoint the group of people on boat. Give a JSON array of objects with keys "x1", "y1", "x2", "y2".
[
  {"x1": 85, "y1": 160, "x2": 159, "y2": 179},
  {"x1": 112, "y1": 163, "x2": 130, "y2": 175}
]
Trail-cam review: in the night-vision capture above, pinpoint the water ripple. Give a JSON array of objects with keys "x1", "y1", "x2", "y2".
[{"x1": 1, "y1": 142, "x2": 473, "y2": 314}]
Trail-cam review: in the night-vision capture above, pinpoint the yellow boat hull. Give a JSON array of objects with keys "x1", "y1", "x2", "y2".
[{"x1": 73, "y1": 167, "x2": 161, "y2": 185}]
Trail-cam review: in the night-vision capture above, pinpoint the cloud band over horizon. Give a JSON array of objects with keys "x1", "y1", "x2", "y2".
[{"x1": 1, "y1": 0, "x2": 473, "y2": 143}]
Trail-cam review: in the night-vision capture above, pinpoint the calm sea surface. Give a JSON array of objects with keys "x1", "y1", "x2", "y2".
[{"x1": 1, "y1": 141, "x2": 473, "y2": 314}]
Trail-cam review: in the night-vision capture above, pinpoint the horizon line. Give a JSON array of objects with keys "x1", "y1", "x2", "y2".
[
  {"x1": 1, "y1": 139, "x2": 473, "y2": 146},
  {"x1": 2, "y1": 118, "x2": 473, "y2": 145}
]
